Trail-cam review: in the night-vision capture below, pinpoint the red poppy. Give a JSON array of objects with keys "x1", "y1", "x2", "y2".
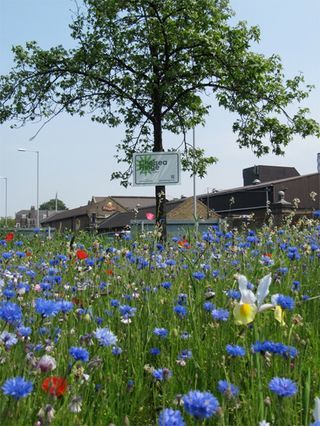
[
  {"x1": 76, "y1": 249, "x2": 88, "y2": 260},
  {"x1": 25, "y1": 250, "x2": 33, "y2": 257},
  {"x1": 177, "y1": 239, "x2": 191, "y2": 249},
  {"x1": 264, "y1": 253, "x2": 272, "y2": 258},
  {"x1": 42, "y1": 376, "x2": 68, "y2": 397},
  {"x1": 5, "y1": 232, "x2": 14, "y2": 241},
  {"x1": 105, "y1": 268, "x2": 113, "y2": 275}
]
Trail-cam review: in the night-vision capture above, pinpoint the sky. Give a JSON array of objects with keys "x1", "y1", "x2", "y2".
[{"x1": 0, "y1": 0, "x2": 320, "y2": 217}]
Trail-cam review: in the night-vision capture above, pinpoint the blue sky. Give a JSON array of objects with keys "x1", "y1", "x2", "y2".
[{"x1": 0, "y1": 0, "x2": 320, "y2": 217}]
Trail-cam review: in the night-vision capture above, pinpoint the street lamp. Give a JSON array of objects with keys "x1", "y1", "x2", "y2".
[
  {"x1": 0, "y1": 177, "x2": 8, "y2": 226},
  {"x1": 18, "y1": 148, "x2": 40, "y2": 228},
  {"x1": 192, "y1": 126, "x2": 198, "y2": 235}
]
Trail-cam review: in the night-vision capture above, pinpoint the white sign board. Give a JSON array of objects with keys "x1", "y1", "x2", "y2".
[{"x1": 133, "y1": 152, "x2": 181, "y2": 186}]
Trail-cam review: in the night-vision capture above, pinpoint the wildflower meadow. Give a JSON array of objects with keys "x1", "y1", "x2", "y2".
[{"x1": 1, "y1": 218, "x2": 320, "y2": 426}]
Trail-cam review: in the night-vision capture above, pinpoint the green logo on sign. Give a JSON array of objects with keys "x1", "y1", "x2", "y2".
[{"x1": 137, "y1": 155, "x2": 155, "y2": 175}]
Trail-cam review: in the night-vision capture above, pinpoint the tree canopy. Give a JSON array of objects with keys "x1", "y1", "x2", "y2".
[
  {"x1": 39, "y1": 199, "x2": 67, "y2": 211},
  {"x1": 0, "y1": 0, "x2": 319, "y2": 231}
]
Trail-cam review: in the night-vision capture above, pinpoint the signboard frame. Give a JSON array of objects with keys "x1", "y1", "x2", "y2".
[{"x1": 132, "y1": 152, "x2": 181, "y2": 186}]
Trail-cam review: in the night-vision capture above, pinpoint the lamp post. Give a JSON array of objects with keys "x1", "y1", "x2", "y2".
[
  {"x1": 192, "y1": 127, "x2": 198, "y2": 235},
  {"x1": 18, "y1": 149, "x2": 40, "y2": 228},
  {"x1": 0, "y1": 177, "x2": 8, "y2": 226}
]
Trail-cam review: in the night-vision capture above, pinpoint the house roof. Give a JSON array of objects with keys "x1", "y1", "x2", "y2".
[
  {"x1": 41, "y1": 204, "x2": 89, "y2": 223},
  {"x1": 109, "y1": 196, "x2": 156, "y2": 210},
  {"x1": 98, "y1": 198, "x2": 197, "y2": 230},
  {"x1": 41, "y1": 195, "x2": 157, "y2": 224},
  {"x1": 91, "y1": 196, "x2": 108, "y2": 203},
  {"x1": 91, "y1": 196, "x2": 156, "y2": 209}
]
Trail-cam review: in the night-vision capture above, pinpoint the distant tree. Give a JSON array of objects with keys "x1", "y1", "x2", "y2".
[
  {"x1": 0, "y1": 0, "x2": 319, "y2": 238},
  {"x1": 40, "y1": 199, "x2": 67, "y2": 211}
]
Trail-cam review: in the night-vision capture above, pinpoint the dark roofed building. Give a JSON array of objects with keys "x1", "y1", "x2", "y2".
[
  {"x1": 199, "y1": 169, "x2": 320, "y2": 226},
  {"x1": 41, "y1": 195, "x2": 156, "y2": 231},
  {"x1": 243, "y1": 165, "x2": 300, "y2": 186}
]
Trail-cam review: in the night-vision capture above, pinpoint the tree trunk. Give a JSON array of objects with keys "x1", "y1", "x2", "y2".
[{"x1": 153, "y1": 112, "x2": 166, "y2": 240}]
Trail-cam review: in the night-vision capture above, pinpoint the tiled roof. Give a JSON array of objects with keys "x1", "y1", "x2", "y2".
[
  {"x1": 109, "y1": 196, "x2": 156, "y2": 210},
  {"x1": 98, "y1": 199, "x2": 184, "y2": 230},
  {"x1": 41, "y1": 205, "x2": 88, "y2": 223}
]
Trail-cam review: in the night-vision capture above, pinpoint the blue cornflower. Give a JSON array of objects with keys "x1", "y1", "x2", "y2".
[
  {"x1": 112, "y1": 346, "x2": 122, "y2": 356},
  {"x1": 152, "y1": 368, "x2": 172, "y2": 381},
  {"x1": 268, "y1": 377, "x2": 297, "y2": 397},
  {"x1": 150, "y1": 347, "x2": 161, "y2": 356},
  {"x1": 177, "y1": 350, "x2": 192, "y2": 360},
  {"x1": 3, "y1": 288, "x2": 16, "y2": 299},
  {"x1": 40, "y1": 282, "x2": 52, "y2": 292},
  {"x1": 192, "y1": 272, "x2": 205, "y2": 280},
  {"x1": 17, "y1": 326, "x2": 31, "y2": 337},
  {"x1": 174, "y1": 305, "x2": 187, "y2": 318},
  {"x1": 85, "y1": 258, "x2": 95, "y2": 267},
  {"x1": 182, "y1": 390, "x2": 219, "y2": 419},
  {"x1": 94, "y1": 327, "x2": 117, "y2": 347},
  {"x1": 119, "y1": 305, "x2": 137, "y2": 318},
  {"x1": 161, "y1": 281, "x2": 172, "y2": 290},
  {"x1": 313, "y1": 210, "x2": 320, "y2": 218},
  {"x1": 291, "y1": 281, "x2": 300, "y2": 292},
  {"x1": 153, "y1": 328, "x2": 169, "y2": 338},
  {"x1": 57, "y1": 300, "x2": 74, "y2": 313},
  {"x1": 2, "y1": 252, "x2": 13, "y2": 260},
  {"x1": 110, "y1": 299, "x2": 120, "y2": 307},
  {"x1": 38, "y1": 326, "x2": 49, "y2": 336},
  {"x1": 274, "y1": 294, "x2": 295, "y2": 310},
  {"x1": 203, "y1": 302, "x2": 215, "y2": 312},
  {"x1": 287, "y1": 247, "x2": 300, "y2": 260},
  {"x1": 69, "y1": 346, "x2": 89, "y2": 362},
  {"x1": 212, "y1": 308, "x2": 229, "y2": 321},
  {"x1": 217, "y1": 380, "x2": 239, "y2": 398},
  {"x1": 0, "y1": 301, "x2": 22, "y2": 325},
  {"x1": 202, "y1": 232, "x2": 214, "y2": 243},
  {"x1": 35, "y1": 298, "x2": 59, "y2": 317},
  {"x1": 252, "y1": 341, "x2": 298, "y2": 359},
  {"x1": 158, "y1": 408, "x2": 185, "y2": 426},
  {"x1": 225, "y1": 289, "x2": 241, "y2": 300},
  {"x1": 226, "y1": 344, "x2": 246, "y2": 357},
  {"x1": 247, "y1": 235, "x2": 258, "y2": 243},
  {"x1": 180, "y1": 331, "x2": 190, "y2": 339},
  {"x1": 177, "y1": 294, "x2": 188, "y2": 305},
  {"x1": 0, "y1": 331, "x2": 18, "y2": 349},
  {"x1": 2, "y1": 377, "x2": 33, "y2": 399}
]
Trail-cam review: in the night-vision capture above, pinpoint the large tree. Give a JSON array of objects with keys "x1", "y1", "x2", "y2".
[
  {"x1": 39, "y1": 199, "x2": 67, "y2": 211},
  {"x1": 0, "y1": 0, "x2": 319, "y2": 236}
]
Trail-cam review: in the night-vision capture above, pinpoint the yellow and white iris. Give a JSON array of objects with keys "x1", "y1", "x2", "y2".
[{"x1": 233, "y1": 274, "x2": 273, "y2": 325}]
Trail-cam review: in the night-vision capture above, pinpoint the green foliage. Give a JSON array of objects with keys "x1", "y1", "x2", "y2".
[
  {"x1": 39, "y1": 199, "x2": 67, "y2": 211},
  {"x1": 0, "y1": 0, "x2": 319, "y2": 188},
  {"x1": 0, "y1": 218, "x2": 15, "y2": 228}
]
